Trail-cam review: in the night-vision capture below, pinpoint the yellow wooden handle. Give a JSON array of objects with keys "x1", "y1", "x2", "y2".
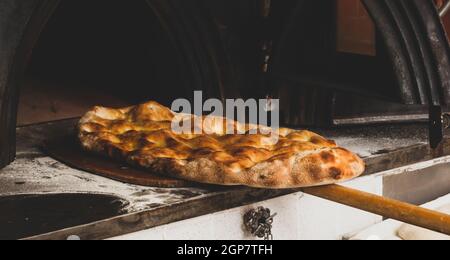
[{"x1": 303, "y1": 184, "x2": 450, "y2": 236}]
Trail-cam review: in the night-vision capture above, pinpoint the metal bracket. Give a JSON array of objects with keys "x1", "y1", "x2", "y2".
[
  {"x1": 429, "y1": 106, "x2": 449, "y2": 154},
  {"x1": 258, "y1": 0, "x2": 273, "y2": 98},
  {"x1": 259, "y1": 0, "x2": 272, "y2": 73}
]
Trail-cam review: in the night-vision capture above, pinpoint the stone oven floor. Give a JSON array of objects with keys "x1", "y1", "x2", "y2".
[{"x1": 0, "y1": 119, "x2": 448, "y2": 239}]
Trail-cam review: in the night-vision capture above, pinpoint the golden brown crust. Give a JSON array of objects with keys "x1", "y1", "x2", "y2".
[{"x1": 78, "y1": 101, "x2": 365, "y2": 188}]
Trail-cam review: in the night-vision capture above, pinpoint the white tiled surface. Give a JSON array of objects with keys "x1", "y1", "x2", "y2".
[
  {"x1": 110, "y1": 174, "x2": 382, "y2": 240},
  {"x1": 350, "y1": 193, "x2": 450, "y2": 240}
]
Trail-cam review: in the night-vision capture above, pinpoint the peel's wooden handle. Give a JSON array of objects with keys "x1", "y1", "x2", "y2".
[{"x1": 303, "y1": 184, "x2": 450, "y2": 236}]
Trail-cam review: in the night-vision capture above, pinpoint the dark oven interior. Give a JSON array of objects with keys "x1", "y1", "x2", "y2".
[
  {"x1": 1, "y1": 0, "x2": 450, "y2": 168},
  {"x1": 19, "y1": 0, "x2": 235, "y2": 125}
]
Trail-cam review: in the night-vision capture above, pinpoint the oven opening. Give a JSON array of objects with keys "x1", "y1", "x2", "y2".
[
  {"x1": 1, "y1": 0, "x2": 450, "y2": 240},
  {"x1": 17, "y1": 0, "x2": 190, "y2": 126},
  {"x1": 270, "y1": 0, "x2": 426, "y2": 126},
  {"x1": 273, "y1": 0, "x2": 397, "y2": 98}
]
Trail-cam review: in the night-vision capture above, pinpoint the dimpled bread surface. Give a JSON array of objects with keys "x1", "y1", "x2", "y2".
[{"x1": 78, "y1": 101, "x2": 365, "y2": 188}]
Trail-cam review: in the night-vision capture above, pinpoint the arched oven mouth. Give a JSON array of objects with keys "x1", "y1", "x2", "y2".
[
  {"x1": 0, "y1": 0, "x2": 450, "y2": 169},
  {"x1": 18, "y1": 0, "x2": 200, "y2": 126},
  {"x1": 0, "y1": 0, "x2": 237, "y2": 168}
]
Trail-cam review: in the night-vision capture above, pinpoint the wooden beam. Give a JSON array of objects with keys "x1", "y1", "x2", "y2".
[{"x1": 303, "y1": 184, "x2": 450, "y2": 236}]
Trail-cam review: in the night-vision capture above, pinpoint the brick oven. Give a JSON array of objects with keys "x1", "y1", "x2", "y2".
[
  {"x1": 2, "y1": 0, "x2": 450, "y2": 167},
  {"x1": 1, "y1": 0, "x2": 450, "y2": 240}
]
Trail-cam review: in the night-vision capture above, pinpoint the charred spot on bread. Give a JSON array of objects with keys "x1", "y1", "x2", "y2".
[
  {"x1": 320, "y1": 152, "x2": 335, "y2": 163},
  {"x1": 329, "y1": 167, "x2": 343, "y2": 180}
]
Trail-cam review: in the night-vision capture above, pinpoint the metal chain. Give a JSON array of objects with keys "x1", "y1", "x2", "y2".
[{"x1": 244, "y1": 206, "x2": 277, "y2": 240}]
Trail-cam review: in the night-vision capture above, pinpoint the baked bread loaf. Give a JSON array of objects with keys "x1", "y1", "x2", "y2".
[{"x1": 78, "y1": 101, "x2": 365, "y2": 188}]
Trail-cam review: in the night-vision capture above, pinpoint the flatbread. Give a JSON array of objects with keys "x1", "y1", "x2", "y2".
[{"x1": 78, "y1": 101, "x2": 365, "y2": 188}]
